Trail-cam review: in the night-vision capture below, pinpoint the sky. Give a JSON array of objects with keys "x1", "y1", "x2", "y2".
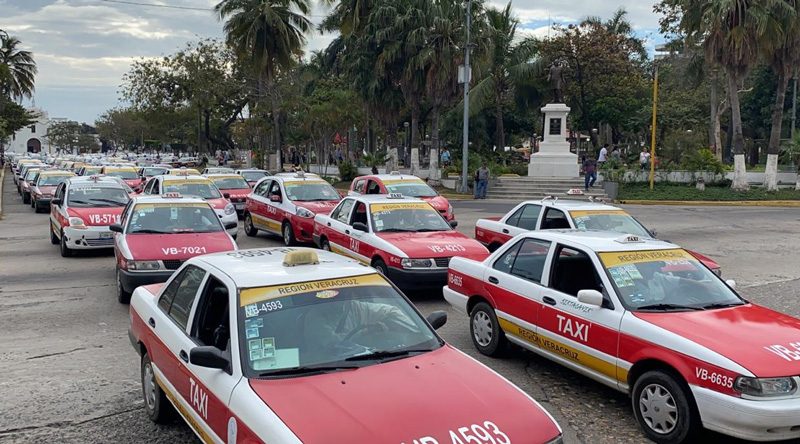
[{"x1": 0, "y1": 0, "x2": 663, "y2": 124}]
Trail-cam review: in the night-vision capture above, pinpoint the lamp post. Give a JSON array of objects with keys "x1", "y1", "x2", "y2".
[{"x1": 460, "y1": 0, "x2": 473, "y2": 193}]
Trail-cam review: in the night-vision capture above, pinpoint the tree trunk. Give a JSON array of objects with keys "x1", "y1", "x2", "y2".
[
  {"x1": 765, "y1": 69, "x2": 790, "y2": 191},
  {"x1": 494, "y1": 103, "x2": 505, "y2": 152},
  {"x1": 267, "y1": 72, "x2": 281, "y2": 172},
  {"x1": 727, "y1": 71, "x2": 749, "y2": 190},
  {"x1": 709, "y1": 71, "x2": 720, "y2": 158}
]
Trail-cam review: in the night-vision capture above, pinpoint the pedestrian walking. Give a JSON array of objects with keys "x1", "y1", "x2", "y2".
[
  {"x1": 583, "y1": 156, "x2": 597, "y2": 190},
  {"x1": 611, "y1": 146, "x2": 621, "y2": 161},
  {"x1": 639, "y1": 148, "x2": 651, "y2": 171},
  {"x1": 474, "y1": 163, "x2": 489, "y2": 199},
  {"x1": 371, "y1": 165, "x2": 379, "y2": 174},
  {"x1": 440, "y1": 148, "x2": 451, "y2": 167},
  {"x1": 598, "y1": 144, "x2": 609, "y2": 166}
]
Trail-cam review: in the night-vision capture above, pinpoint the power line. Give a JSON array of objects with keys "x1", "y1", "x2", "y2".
[{"x1": 97, "y1": 0, "x2": 213, "y2": 11}]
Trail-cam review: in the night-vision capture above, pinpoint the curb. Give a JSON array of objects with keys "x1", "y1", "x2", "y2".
[{"x1": 617, "y1": 199, "x2": 800, "y2": 207}]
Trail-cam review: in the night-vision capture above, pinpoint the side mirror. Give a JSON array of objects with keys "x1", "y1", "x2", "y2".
[
  {"x1": 189, "y1": 346, "x2": 229, "y2": 370},
  {"x1": 725, "y1": 279, "x2": 736, "y2": 290},
  {"x1": 649, "y1": 229, "x2": 658, "y2": 238},
  {"x1": 109, "y1": 223, "x2": 123, "y2": 233},
  {"x1": 426, "y1": 311, "x2": 447, "y2": 330},
  {"x1": 269, "y1": 194, "x2": 282, "y2": 203},
  {"x1": 352, "y1": 222, "x2": 368, "y2": 233},
  {"x1": 577, "y1": 289, "x2": 603, "y2": 307},
  {"x1": 224, "y1": 222, "x2": 238, "y2": 230},
  {"x1": 51, "y1": 198, "x2": 62, "y2": 206},
  {"x1": 449, "y1": 220, "x2": 459, "y2": 228},
  {"x1": 223, "y1": 193, "x2": 231, "y2": 199}
]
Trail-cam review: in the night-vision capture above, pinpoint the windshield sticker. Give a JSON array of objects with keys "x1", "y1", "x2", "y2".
[
  {"x1": 599, "y1": 249, "x2": 695, "y2": 267},
  {"x1": 239, "y1": 273, "x2": 388, "y2": 306},
  {"x1": 316, "y1": 290, "x2": 338, "y2": 299},
  {"x1": 608, "y1": 267, "x2": 635, "y2": 287},
  {"x1": 569, "y1": 210, "x2": 627, "y2": 218},
  {"x1": 370, "y1": 202, "x2": 432, "y2": 213},
  {"x1": 244, "y1": 318, "x2": 263, "y2": 328},
  {"x1": 245, "y1": 327, "x2": 260, "y2": 339},
  {"x1": 248, "y1": 339, "x2": 262, "y2": 351},
  {"x1": 252, "y1": 348, "x2": 299, "y2": 371},
  {"x1": 622, "y1": 264, "x2": 643, "y2": 279},
  {"x1": 374, "y1": 220, "x2": 384, "y2": 228}
]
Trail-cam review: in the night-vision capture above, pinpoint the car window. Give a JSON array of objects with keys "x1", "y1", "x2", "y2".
[
  {"x1": 366, "y1": 180, "x2": 381, "y2": 195},
  {"x1": 254, "y1": 179, "x2": 271, "y2": 197},
  {"x1": 167, "y1": 265, "x2": 207, "y2": 330},
  {"x1": 350, "y1": 202, "x2": 369, "y2": 227},
  {"x1": 514, "y1": 205, "x2": 542, "y2": 230},
  {"x1": 354, "y1": 179, "x2": 365, "y2": 194},
  {"x1": 509, "y1": 239, "x2": 551, "y2": 283},
  {"x1": 335, "y1": 199, "x2": 355, "y2": 224},
  {"x1": 493, "y1": 240, "x2": 524, "y2": 274},
  {"x1": 541, "y1": 208, "x2": 570, "y2": 230},
  {"x1": 550, "y1": 245, "x2": 603, "y2": 297},
  {"x1": 268, "y1": 181, "x2": 282, "y2": 198},
  {"x1": 158, "y1": 266, "x2": 190, "y2": 313},
  {"x1": 192, "y1": 276, "x2": 231, "y2": 351}
]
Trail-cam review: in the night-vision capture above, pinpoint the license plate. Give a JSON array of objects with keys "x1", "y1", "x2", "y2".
[
  {"x1": 235, "y1": 203, "x2": 244, "y2": 210},
  {"x1": 100, "y1": 232, "x2": 113, "y2": 239}
]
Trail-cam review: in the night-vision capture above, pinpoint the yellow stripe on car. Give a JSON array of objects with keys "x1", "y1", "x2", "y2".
[{"x1": 240, "y1": 274, "x2": 389, "y2": 306}]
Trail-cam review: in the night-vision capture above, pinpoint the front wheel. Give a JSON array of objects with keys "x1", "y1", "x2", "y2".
[
  {"x1": 372, "y1": 258, "x2": 388, "y2": 275},
  {"x1": 50, "y1": 223, "x2": 59, "y2": 245},
  {"x1": 632, "y1": 370, "x2": 700, "y2": 444},
  {"x1": 320, "y1": 237, "x2": 331, "y2": 251},
  {"x1": 22, "y1": 192, "x2": 30, "y2": 204},
  {"x1": 282, "y1": 222, "x2": 296, "y2": 246},
  {"x1": 59, "y1": 230, "x2": 73, "y2": 258},
  {"x1": 243, "y1": 213, "x2": 258, "y2": 237},
  {"x1": 116, "y1": 267, "x2": 131, "y2": 304},
  {"x1": 470, "y1": 302, "x2": 508, "y2": 357},
  {"x1": 141, "y1": 353, "x2": 173, "y2": 424}
]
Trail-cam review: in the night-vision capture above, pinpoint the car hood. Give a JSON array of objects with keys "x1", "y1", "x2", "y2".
[
  {"x1": 419, "y1": 195, "x2": 449, "y2": 211},
  {"x1": 219, "y1": 188, "x2": 251, "y2": 199},
  {"x1": 123, "y1": 179, "x2": 140, "y2": 186},
  {"x1": 206, "y1": 197, "x2": 229, "y2": 210},
  {"x1": 68, "y1": 207, "x2": 124, "y2": 226},
  {"x1": 636, "y1": 304, "x2": 800, "y2": 377},
  {"x1": 125, "y1": 232, "x2": 234, "y2": 260},
  {"x1": 249, "y1": 346, "x2": 560, "y2": 443},
  {"x1": 294, "y1": 200, "x2": 339, "y2": 215},
  {"x1": 34, "y1": 185, "x2": 57, "y2": 195},
  {"x1": 377, "y1": 231, "x2": 489, "y2": 260},
  {"x1": 685, "y1": 249, "x2": 720, "y2": 270}
]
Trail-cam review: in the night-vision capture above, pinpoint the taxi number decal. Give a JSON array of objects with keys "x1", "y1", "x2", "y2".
[
  {"x1": 429, "y1": 244, "x2": 466, "y2": 254},
  {"x1": 245, "y1": 301, "x2": 284, "y2": 317},
  {"x1": 87, "y1": 214, "x2": 120, "y2": 225},
  {"x1": 402, "y1": 421, "x2": 510, "y2": 444},
  {"x1": 448, "y1": 273, "x2": 463, "y2": 287},
  {"x1": 189, "y1": 377, "x2": 209, "y2": 420},
  {"x1": 695, "y1": 367, "x2": 734, "y2": 389},
  {"x1": 161, "y1": 246, "x2": 207, "y2": 255},
  {"x1": 764, "y1": 342, "x2": 800, "y2": 361}
]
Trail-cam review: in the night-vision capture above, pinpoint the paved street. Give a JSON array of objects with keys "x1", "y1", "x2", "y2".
[{"x1": 1, "y1": 171, "x2": 800, "y2": 443}]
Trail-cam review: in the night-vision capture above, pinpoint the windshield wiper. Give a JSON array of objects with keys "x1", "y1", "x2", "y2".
[
  {"x1": 258, "y1": 364, "x2": 360, "y2": 378},
  {"x1": 379, "y1": 228, "x2": 415, "y2": 232},
  {"x1": 90, "y1": 198, "x2": 126, "y2": 206},
  {"x1": 637, "y1": 303, "x2": 705, "y2": 311},
  {"x1": 701, "y1": 302, "x2": 745, "y2": 310},
  {"x1": 130, "y1": 229, "x2": 169, "y2": 234},
  {"x1": 345, "y1": 348, "x2": 432, "y2": 362},
  {"x1": 415, "y1": 228, "x2": 445, "y2": 232}
]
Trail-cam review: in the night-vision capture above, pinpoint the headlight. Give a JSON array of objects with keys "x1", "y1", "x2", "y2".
[
  {"x1": 401, "y1": 258, "x2": 434, "y2": 269},
  {"x1": 69, "y1": 217, "x2": 87, "y2": 228},
  {"x1": 447, "y1": 204, "x2": 453, "y2": 215},
  {"x1": 735, "y1": 376, "x2": 796, "y2": 397},
  {"x1": 224, "y1": 203, "x2": 236, "y2": 215},
  {"x1": 296, "y1": 207, "x2": 315, "y2": 218},
  {"x1": 128, "y1": 261, "x2": 162, "y2": 271}
]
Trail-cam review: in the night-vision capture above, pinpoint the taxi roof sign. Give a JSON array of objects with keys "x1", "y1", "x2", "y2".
[
  {"x1": 162, "y1": 192, "x2": 183, "y2": 199},
  {"x1": 615, "y1": 234, "x2": 645, "y2": 244},
  {"x1": 387, "y1": 193, "x2": 404, "y2": 199},
  {"x1": 389, "y1": 171, "x2": 401, "y2": 175},
  {"x1": 283, "y1": 250, "x2": 320, "y2": 267}
]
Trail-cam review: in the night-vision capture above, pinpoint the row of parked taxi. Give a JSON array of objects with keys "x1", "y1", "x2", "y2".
[{"x1": 7, "y1": 153, "x2": 800, "y2": 444}]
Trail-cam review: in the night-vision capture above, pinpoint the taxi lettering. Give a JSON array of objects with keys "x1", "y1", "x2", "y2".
[
  {"x1": 429, "y1": 244, "x2": 467, "y2": 254},
  {"x1": 267, "y1": 205, "x2": 278, "y2": 215},
  {"x1": 161, "y1": 246, "x2": 207, "y2": 255},
  {"x1": 350, "y1": 238, "x2": 360, "y2": 252},
  {"x1": 87, "y1": 214, "x2": 120, "y2": 225},
  {"x1": 556, "y1": 314, "x2": 589, "y2": 342},
  {"x1": 189, "y1": 377, "x2": 208, "y2": 420},
  {"x1": 402, "y1": 421, "x2": 510, "y2": 444},
  {"x1": 764, "y1": 342, "x2": 800, "y2": 361}
]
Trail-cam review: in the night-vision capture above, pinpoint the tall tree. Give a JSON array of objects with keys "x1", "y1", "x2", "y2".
[
  {"x1": 215, "y1": 0, "x2": 312, "y2": 170},
  {"x1": 0, "y1": 31, "x2": 37, "y2": 100}
]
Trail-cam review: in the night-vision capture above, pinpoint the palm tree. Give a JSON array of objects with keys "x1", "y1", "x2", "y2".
[
  {"x1": 0, "y1": 31, "x2": 37, "y2": 100},
  {"x1": 214, "y1": 0, "x2": 312, "y2": 170},
  {"x1": 469, "y1": 3, "x2": 541, "y2": 152}
]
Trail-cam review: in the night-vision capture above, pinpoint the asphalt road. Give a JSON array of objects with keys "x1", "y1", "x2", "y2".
[{"x1": 1, "y1": 173, "x2": 800, "y2": 444}]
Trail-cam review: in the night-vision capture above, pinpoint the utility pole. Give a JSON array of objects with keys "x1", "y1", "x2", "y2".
[
  {"x1": 649, "y1": 63, "x2": 659, "y2": 191},
  {"x1": 792, "y1": 72, "x2": 797, "y2": 140},
  {"x1": 460, "y1": 0, "x2": 472, "y2": 194}
]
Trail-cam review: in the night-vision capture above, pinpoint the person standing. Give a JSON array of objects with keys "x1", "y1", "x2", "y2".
[
  {"x1": 440, "y1": 147, "x2": 451, "y2": 167},
  {"x1": 475, "y1": 163, "x2": 490, "y2": 199},
  {"x1": 598, "y1": 144, "x2": 609, "y2": 166},
  {"x1": 583, "y1": 156, "x2": 597, "y2": 190},
  {"x1": 639, "y1": 148, "x2": 651, "y2": 171},
  {"x1": 611, "y1": 146, "x2": 621, "y2": 161}
]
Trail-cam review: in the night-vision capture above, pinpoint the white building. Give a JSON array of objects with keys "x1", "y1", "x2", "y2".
[{"x1": 4, "y1": 109, "x2": 66, "y2": 155}]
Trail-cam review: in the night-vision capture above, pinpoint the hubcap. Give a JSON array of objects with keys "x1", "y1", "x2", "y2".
[
  {"x1": 472, "y1": 311, "x2": 493, "y2": 347},
  {"x1": 245, "y1": 216, "x2": 252, "y2": 231},
  {"x1": 639, "y1": 383, "x2": 678, "y2": 434},
  {"x1": 283, "y1": 226, "x2": 290, "y2": 244},
  {"x1": 143, "y1": 361, "x2": 156, "y2": 410}
]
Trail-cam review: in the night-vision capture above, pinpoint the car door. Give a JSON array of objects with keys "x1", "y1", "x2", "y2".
[
  {"x1": 536, "y1": 243, "x2": 623, "y2": 388},
  {"x1": 51, "y1": 183, "x2": 68, "y2": 233},
  {"x1": 263, "y1": 180, "x2": 286, "y2": 233},
  {"x1": 326, "y1": 198, "x2": 356, "y2": 254},
  {"x1": 484, "y1": 238, "x2": 552, "y2": 347},
  {"x1": 247, "y1": 179, "x2": 270, "y2": 230},
  {"x1": 344, "y1": 200, "x2": 373, "y2": 261},
  {"x1": 504, "y1": 204, "x2": 543, "y2": 235}
]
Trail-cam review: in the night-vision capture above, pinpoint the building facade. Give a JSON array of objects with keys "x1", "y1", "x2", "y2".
[{"x1": 4, "y1": 109, "x2": 66, "y2": 154}]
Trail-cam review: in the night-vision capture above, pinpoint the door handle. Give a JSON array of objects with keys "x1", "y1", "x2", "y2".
[
  {"x1": 502, "y1": 228, "x2": 509, "y2": 234},
  {"x1": 148, "y1": 317, "x2": 156, "y2": 328},
  {"x1": 345, "y1": 229, "x2": 351, "y2": 235},
  {"x1": 327, "y1": 222, "x2": 331, "y2": 227},
  {"x1": 179, "y1": 350, "x2": 189, "y2": 363},
  {"x1": 543, "y1": 296, "x2": 557, "y2": 306},
  {"x1": 488, "y1": 276, "x2": 499, "y2": 284}
]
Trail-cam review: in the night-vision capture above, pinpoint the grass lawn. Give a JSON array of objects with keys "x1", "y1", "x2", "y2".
[{"x1": 618, "y1": 183, "x2": 800, "y2": 201}]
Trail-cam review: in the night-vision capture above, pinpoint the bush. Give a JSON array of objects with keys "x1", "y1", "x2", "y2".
[
  {"x1": 337, "y1": 160, "x2": 358, "y2": 182},
  {"x1": 681, "y1": 149, "x2": 725, "y2": 175}
]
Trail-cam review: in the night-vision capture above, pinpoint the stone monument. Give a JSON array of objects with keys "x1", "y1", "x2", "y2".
[{"x1": 528, "y1": 61, "x2": 579, "y2": 178}]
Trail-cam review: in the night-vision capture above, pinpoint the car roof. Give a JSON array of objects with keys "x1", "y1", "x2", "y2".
[
  {"x1": 346, "y1": 194, "x2": 427, "y2": 204},
  {"x1": 237, "y1": 169, "x2": 267, "y2": 173},
  {"x1": 205, "y1": 174, "x2": 245, "y2": 179},
  {"x1": 516, "y1": 229, "x2": 678, "y2": 253},
  {"x1": 192, "y1": 248, "x2": 376, "y2": 289},
  {"x1": 358, "y1": 174, "x2": 425, "y2": 182},
  {"x1": 522, "y1": 199, "x2": 621, "y2": 212},
  {"x1": 159, "y1": 174, "x2": 210, "y2": 182},
  {"x1": 130, "y1": 194, "x2": 209, "y2": 205},
  {"x1": 272, "y1": 174, "x2": 325, "y2": 182},
  {"x1": 39, "y1": 170, "x2": 74, "y2": 176},
  {"x1": 67, "y1": 176, "x2": 126, "y2": 187}
]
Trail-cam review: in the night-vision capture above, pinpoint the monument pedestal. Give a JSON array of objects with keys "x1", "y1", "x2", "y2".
[{"x1": 529, "y1": 103, "x2": 579, "y2": 178}]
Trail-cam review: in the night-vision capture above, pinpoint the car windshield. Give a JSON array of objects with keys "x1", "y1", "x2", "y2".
[
  {"x1": 371, "y1": 203, "x2": 451, "y2": 233},
  {"x1": 238, "y1": 274, "x2": 441, "y2": 378},
  {"x1": 67, "y1": 186, "x2": 130, "y2": 207},
  {"x1": 82, "y1": 167, "x2": 102, "y2": 175},
  {"x1": 24, "y1": 170, "x2": 40, "y2": 181},
  {"x1": 384, "y1": 181, "x2": 438, "y2": 198},
  {"x1": 241, "y1": 171, "x2": 267, "y2": 182},
  {"x1": 162, "y1": 181, "x2": 221, "y2": 199},
  {"x1": 599, "y1": 249, "x2": 742, "y2": 311},
  {"x1": 571, "y1": 210, "x2": 651, "y2": 238},
  {"x1": 207, "y1": 168, "x2": 233, "y2": 174},
  {"x1": 105, "y1": 170, "x2": 138, "y2": 180},
  {"x1": 126, "y1": 203, "x2": 222, "y2": 234},
  {"x1": 143, "y1": 168, "x2": 167, "y2": 177},
  {"x1": 212, "y1": 177, "x2": 250, "y2": 190},
  {"x1": 38, "y1": 175, "x2": 72, "y2": 186},
  {"x1": 284, "y1": 181, "x2": 339, "y2": 201}
]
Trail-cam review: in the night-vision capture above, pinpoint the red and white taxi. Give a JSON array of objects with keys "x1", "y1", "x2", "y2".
[
  {"x1": 111, "y1": 193, "x2": 238, "y2": 304},
  {"x1": 128, "y1": 248, "x2": 563, "y2": 443},
  {"x1": 474, "y1": 198, "x2": 721, "y2": 275},
  {"x1": 205, "y1": 174, "x2": 252, "y2": 217},
  {"x1": 101, "y1": 166, "x2": 141, "y2": 189},
  {"x1": 313, "y1": 194, "x2": 489, "y2": 290},
  {"x1": 18, "y1": 166, "x2": 44, "y2": 204},
  {"x1": 445, "y1": 230, "x2": 800, "y2": 443},
  {"x1": 349, "y1": 172, "x2": 455, "y2": 221},
  {"x1": 141, "y1": 174, "x2": 239, "y2": 238},
  {"x1": 30, "y1": 170, "x2": 75, "y2": 212},
  {"x1": 243, "y1": 173, "x2": 341, "y2": 246},
  {"x1": 49, "y1": 176, "x2": 131, "y2": 257}
]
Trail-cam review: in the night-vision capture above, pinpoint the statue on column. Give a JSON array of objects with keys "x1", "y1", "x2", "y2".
[{"x1": 547, "y1": 60, "x2": 566, "y2": 103}]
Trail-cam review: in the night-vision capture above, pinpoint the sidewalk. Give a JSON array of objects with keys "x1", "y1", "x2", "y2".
[{"x1": 618, "y1": 199, "x2": 800, "y2": 207}]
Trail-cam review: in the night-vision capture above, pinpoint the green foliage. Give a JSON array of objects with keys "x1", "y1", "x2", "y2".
[
  {"x1": 0, "y1": 97, "x2": 37, "y2": 139},
  {"x1": 618, "y1": 183, "x2": 800, "y2": 201},
  {"x1": 337, "y1": 160, "x2": 358, "y2": 182},
  {"x1": 46, "y1": 121, "x2": 99, "y2": 152},
  {"x1": 0, "y1": 32, "x2": 37, "y2": 100},
  {"x1": 361, "y1": 149, "x2": 390, "y2": 168},
  {"x1": 681, "y1": 148, "x2": 725, "y2": 174}
]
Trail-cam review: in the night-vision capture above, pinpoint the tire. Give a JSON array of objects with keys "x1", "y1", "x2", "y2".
[
  {"x1": 469, "y1": 302, "x2": 508, "y2": 357},
  {"x1": 50, "y1": 223, "x2": 59, "y2": 245},
  {"x1": 22, "y1": 192, "x2": 30, "y2": 204},
  {"x1": 34, "y1": 201, "x2": 43, "y2": 213},
  {"x1": 320, "y1": 237, "x2": 331, "y2": 251},
  {"x1": 116, "y1": 267, "x2": 131, "y2": 304},
  {"x1": 141, "y1": 353, "x2": 173, "y2": 424},
  {"x1": 282, "y1": 221, "x2": 296, "y2": 246},
  {"x1": 30, "y1": 198, "x2": 35, "y2": 208},
  {"x1": 632, "y1": 370, "x2": 700, "y2": 444},
  {"x1": 372, "y1": 258, "x2": 388, "y2": 276},
  {"x1": 243, "y1": 213, "x2": 258, "y2": 237},
  {"x1": 59, "y1": 230, "x2": 73, "y2": 257}
]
